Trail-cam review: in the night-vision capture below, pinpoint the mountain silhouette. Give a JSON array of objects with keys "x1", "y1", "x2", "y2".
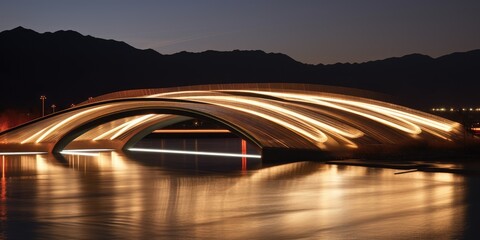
[{"x1": 1, "y1": 26, "x2": 479, "y2": 116}]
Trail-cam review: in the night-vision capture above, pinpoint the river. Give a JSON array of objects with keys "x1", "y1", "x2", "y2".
[{"x1": 1, "y1": 138, "x2": 479, "y2": 239}]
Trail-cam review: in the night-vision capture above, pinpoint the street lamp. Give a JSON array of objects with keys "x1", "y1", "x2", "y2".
[
  {"x1": 51, "y1": 104, "x2": 56, "y2": 113},
  {"x1": 40, "y1": 95, "x2": 46, "y2": 117}
]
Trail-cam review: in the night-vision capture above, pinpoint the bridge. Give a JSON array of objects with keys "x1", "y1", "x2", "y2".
[{"x1": 0, "y1": 83, "x2": 462, "y2": 161}]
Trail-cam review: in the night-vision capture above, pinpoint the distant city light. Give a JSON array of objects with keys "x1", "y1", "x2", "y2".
[{"x1": 431, "y1": 107, "x2": 480, "y2": 112}]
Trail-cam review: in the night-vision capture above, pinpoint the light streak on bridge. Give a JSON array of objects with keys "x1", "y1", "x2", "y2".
[
  {"x1": 0, "y1": 84, "x2": 463, "y2": 160},
  {"x1": 129, "y1": 147, "x2": 262, "y2": 159},
  {"x1": 0, "y1": 152, "x2": 48, "y2": 156},
  {"x1": 152, "y1": 129, "x2": 231, "y2": 133}
]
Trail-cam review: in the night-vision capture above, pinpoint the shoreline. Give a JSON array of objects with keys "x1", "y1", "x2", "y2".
[{"x1": 325, "y1": 158, "x2": 480, "y2": 175}]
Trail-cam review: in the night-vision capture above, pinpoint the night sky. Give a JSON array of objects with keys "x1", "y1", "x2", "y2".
[{"x1": 1, "y1": 0, "x2": 480, "y2": 64}]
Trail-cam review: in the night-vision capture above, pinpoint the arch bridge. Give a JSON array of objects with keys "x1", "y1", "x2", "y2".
[{"x1": 0, "y1": 83, "x2": 462, "y2": 161}]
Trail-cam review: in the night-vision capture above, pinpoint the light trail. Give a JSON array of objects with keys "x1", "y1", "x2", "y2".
[
  {"x1": 153, "y1": 129, "x2": 231, "y2": 133},
  {"x1": 0, "y1": 152, "x2": 47, "y2": 156},
  {"x1": 20, "y1": 128, "x2": 48, "y2": 144},
  {"x1": 303, "y1": 98, "x2": 423, "y2": 134},
  {"x1": 93, "y1": 120, "x2": 137, "y2": 141},
  {"x1": 144, "y1": 88, "x2": 460, "y2": 148},
  {"x1": 147, "y1": 90, "x2": 208, "y2": 98},
  {"x1": 129, "y1": 147, "x2": 262, "y2": 159},
  {"x1": 177, "y1": 95, "x2": 364, "y2": 139},
  {"x1": 36, "y1": 106, "x2": 108, "y2": 143},
  {"x1": 62, "y1": 149, "x2": 114, "y2": 152},
  {"x1": 313, "y1": 96, "x2": 453, "y2": 132},
  {"x1": 109, "y1": 114, "x2": 156, "y2": 140},
  {"x1": 206, "y1": 102, "x2": 328, "y2": 143},
  {"x1": 93, "y1": 114, "x2": 165, "y2": 141},
  {"x1": 167, "y1": 94, "x2": 329, "y2": 142},
  {"x1": 60, "y1": 150, "x2": 100, "y2": 157},
  {"x1": 229, "y1": 90, "x2": 455, "y2": 134}
]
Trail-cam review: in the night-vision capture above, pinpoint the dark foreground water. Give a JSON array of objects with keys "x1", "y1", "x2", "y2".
[{"x1": 1, "y1": 138, "x2": 480, "y2": 239}]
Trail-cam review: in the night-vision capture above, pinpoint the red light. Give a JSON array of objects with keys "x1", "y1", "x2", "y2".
[{"x1": 241, "y1": 139, "x2": 247, "y2": 171}]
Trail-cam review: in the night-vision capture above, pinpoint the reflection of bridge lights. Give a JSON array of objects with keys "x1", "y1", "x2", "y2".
[
  {"x1": 60, "y1": 149, "x2": 114, "y2": 157},
  {"x1": 129, "y1": 147, "x2": 261, "y2": 159},
  {"x1": 35, "y1": 155, "x2": 51, "y2": 172},
  {"x1": 60, "y1": 151, "x2": 99, "y2": 156}
]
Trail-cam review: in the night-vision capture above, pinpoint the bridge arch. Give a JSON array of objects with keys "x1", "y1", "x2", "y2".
[
  {"x1": 0, "y1": 83, "x2": 463, "y2": 160},
  {"x1": 51, "y1": 101, "x2": 270, "y2": 153}
]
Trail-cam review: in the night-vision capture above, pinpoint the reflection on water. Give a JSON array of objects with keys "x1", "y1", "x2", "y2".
[{"x1": 0, "y1": 151, "x2": 479, "y2": 239}]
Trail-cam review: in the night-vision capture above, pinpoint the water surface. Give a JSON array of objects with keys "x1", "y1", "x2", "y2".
[{"x1": 1, "y1": 139, "x2": 479, "y2": 239}]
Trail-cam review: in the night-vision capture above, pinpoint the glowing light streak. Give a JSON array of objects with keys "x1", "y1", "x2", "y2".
[
  {"x1": 147, "y1": 90, "x2": 209, "y2": 98},
  {"x1": 307, "y1": 98, "x2": 422, "y2": 134},
  {"x1": 93, "y1": 121, "x2": 135, "y2": 141},
  {"x1": 235, "y1": 90, "x2": 456, "y2": 133},
  {"x1": 0, "y1": 152, "x2": 47, "y2": 156},
  {"x1": 421, "y1": 128, "x2": 451, "y2": 141},
  {"x1": 207, "y1": 102, "x2": 327, "y2": 142},
  {"x1": 180, "y1": 95, "x2": 363, "y2": 139},
  {"x1": 183, "y1": 94, "x2": 420, "y2": 135},
  {"x1": 129, "y1": 147, "x2": 262, "y2": 158},
  {"x1": 169, "y1": 95, "x2": 328, "y2": 142},
  {"x1": 20, "y1": 128, "x2": 48, "y2": 144},
  {"x1": 312, "y1": 96, "x2": 453, "y2": 132},
  {"x1": 62, "y1": 149, "x2": 114, "y2": 152},
  {"x1": 60, "y1": 150, "x2": 100, "y2": 156},
  {"x1": 110, "y1": 114, "x2": 156, "y2": 140},
  {"x1": 36, "y1": 106, "x2": 108, "y2": 143},
  {"x1": 153, "y1": 129, "x2": 231, "y2": 133},
  {"x1": 92, "y1": 115, "x2": 164, "y2": 141},
  {"x1": 233, "y1": 90, "x2": 423, "y2": 134}
]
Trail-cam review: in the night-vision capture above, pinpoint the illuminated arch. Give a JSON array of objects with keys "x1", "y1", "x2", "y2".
[{"x1": 0, "y1": 83, "x2": 463, "y2": 159}]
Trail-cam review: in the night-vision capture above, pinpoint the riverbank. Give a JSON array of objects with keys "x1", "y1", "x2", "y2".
[{"x1": 326, "y1": 158, "x2": 480, "y2": 175}]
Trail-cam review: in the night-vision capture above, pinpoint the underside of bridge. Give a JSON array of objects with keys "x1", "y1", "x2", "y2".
[{"x1": 0, "y1": 83, "x2": 463, "y2": 161}]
